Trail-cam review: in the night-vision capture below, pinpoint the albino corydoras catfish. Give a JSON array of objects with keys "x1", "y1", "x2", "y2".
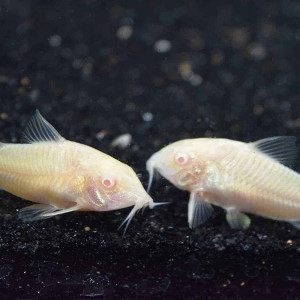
[
  {"x1": 146, "y1": 137, "x2": 300, "y2": 230},
  {"x1": 0, "y1": 110, "x2": 156, "y2": 232}
]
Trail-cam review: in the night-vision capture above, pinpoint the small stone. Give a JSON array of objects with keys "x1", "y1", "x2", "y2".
[
  {"x1": 84, "y1": 226, "x2": 91, "y2": 232},
  {"x1": 0, "y1": 76, "x2": 8, "y2": 83},
  {"x1": 0, "y1": 112, "x2": 8, "y2": 119},
  {"x1": 253, "y1": 104, "x2": 264, "y2": 116},
  {"x1": 178, "y1": 62, "x2": 192, "y2": 79},
  {"x1": 224, "y1": 27, "x2": 249, "y2": 48},
  {"x1": 20, "y1": 76, "x2": 30, "y2": 86},
  {"x1": 49, "y1": 35, "x2": 62, "y2": 47},
  {"x1": 29, "y1": 89, "x2": 40, "y2": 101},
  {"x1": 96, "y1": 130, "x2": 108, "y2": 141},
  {"x1": 142, "y1": 112, "x2": 153, "y2": 122},
  {"x1": 211, "y1": 50, "x2": 224, "y2": 65},
  {"x1": 248, "y1": 42, "x2": 267, "y2": 60},
  {"x1": 286, "y1": 118, "x2": 300, "y2": 128},
  {"x1": 111, "y1": 133, "x2": 132, "y2": 149},
  {"x1": 108, "y1": 55, "x2": 120, "y2": 65},
  {"x1": 189, "y1": 74, "x2": 203, "y2": 86},
  {"x1": 116, "y1": 25, "x2": 133, "y2": 40},
  {"x1": 154, "y1": 40, "x2": 171, "y2": 53}
]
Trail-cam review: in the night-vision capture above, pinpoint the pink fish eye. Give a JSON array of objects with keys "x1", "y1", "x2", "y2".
[
  {"x1": 101, "y1": 177, "x2": 116, "y2": 188},
  {"x1": 174, "y1": 152, "x2": 190, "y2": 166}
]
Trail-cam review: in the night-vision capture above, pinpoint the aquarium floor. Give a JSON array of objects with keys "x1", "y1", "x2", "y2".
[{"x1": 1, "y1": 0, "x2": 300, "y2": 298}]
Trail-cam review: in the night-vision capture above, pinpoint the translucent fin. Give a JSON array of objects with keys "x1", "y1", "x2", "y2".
[
  {"x1": 290, "y1": 221, "x2": 300, "y2": 230},
  {"x1": 226, "y1": 208, "x2": 251, "y2": 230},
  {"x1": 188, "y1": 192, "x2": 214, "y2": 229},
  {"x1": 18, "y1": 204, "x2": 80, "y2": 222},
  {"x1": 22, "y1": 110, "x2": 65, "y2": 144},
  {"x1": 251, "y1": 136, "x2": 297, "y2": 167}
]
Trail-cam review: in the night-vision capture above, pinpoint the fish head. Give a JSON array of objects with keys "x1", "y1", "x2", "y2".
[
  {"x1": 146, "y1": 139, "x2": 207, "y2": 192},
  {"x1": 84, "y1": 158, "x2": 154, "y2": 213},
  {"x1": 84, "y1": 156, "x2": 157, "y2": 233}
]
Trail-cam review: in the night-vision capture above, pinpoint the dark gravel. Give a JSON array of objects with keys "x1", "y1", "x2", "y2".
[{"x1": 1, "y1": 0, "x2": 300, "y2": 298}]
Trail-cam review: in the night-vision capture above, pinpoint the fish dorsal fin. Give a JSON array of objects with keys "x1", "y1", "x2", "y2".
[
  {"x1": 251, "y1": 136, "x2": 297, "y2": 167},
  {"x1": 22, "y1": 110, "x2": 65, "y2": 143}
]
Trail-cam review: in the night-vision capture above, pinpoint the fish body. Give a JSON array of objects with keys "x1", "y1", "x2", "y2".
[
  {"x1": 1, "y1": 111, "x2": 154, "y2": 230},
  {"x1": 146, "y1": 136, "x2": 300, "y2": 230}
]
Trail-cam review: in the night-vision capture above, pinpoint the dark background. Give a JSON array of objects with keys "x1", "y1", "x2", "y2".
[{"x1": 1, "y1": 0, "x2": 300, "y2": 298}]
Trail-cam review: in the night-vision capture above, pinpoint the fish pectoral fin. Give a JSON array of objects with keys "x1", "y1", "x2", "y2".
[
  {"x1": 18, "y1": 204, "x2": 81, "y2": 222},
  {"x1": 21, "y1": 110, "x2": 66, "y2": 144},
  {"x1": 225, "y1": 208, "x2": 251, "y2": 230},
  {"x1": 188, "y1": 192, "x2": 214, "y2": 229}
]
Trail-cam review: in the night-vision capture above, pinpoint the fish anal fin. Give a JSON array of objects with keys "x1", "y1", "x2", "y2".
[
  {"x1": 188, "y1": 192, "x2": 214, "y2": 229},
  {"x1": 251, "y1": 136, "x2": 297, "y2": 167},
  {"x1": 226, "y1": 208, "x2": 251, "y2": 230},
  {"x1": 21, "y1": 110, "x2": 65, "y2": 144},
  {"x1": 18, "y1": 203, "x2": 81, "y2": 222}
]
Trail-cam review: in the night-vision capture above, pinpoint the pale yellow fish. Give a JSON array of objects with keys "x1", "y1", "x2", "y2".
[
  {"x1": 146, "y1": 137, "x2": 300, "y2": 230},
  {"x1": 0, "y1": 110, "x2": 155, "y2": 231}
]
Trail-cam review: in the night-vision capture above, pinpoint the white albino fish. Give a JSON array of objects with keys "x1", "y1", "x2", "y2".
[
  {"x1": 146, "y1": 137, "x2": 300, "y2": 230},
  {"x1": 0, "y1": 110, "x2": 155, "y2": 232}
]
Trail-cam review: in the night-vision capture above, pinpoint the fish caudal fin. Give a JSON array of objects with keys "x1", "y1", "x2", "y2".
[
  {"x1": 226, "y1": 208, "x2": 251, "y2": 230},
  {"x1": 18, "y1": 203, "x2": 81, "y2": 222},
  {"x1": 188, "y1": 192, "x2": 214, "y2": 229}
]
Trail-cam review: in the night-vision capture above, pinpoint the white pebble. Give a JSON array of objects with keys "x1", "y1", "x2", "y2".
[
  {"x1": 95, "y1": 130, "x2": 107, "y2": 141},
  {"x1": 154, "y1": 40, "x2": 171, "y2": 53},
  {"x1": 189, "y1": 74, "x2": 203, "y2": 86},
  {"x1": 111, "y1": 133, "x2": 132, "y2": 149},
  {"x1": 248, "y1": 43, "x2": 267, "y2": 60},
  {"x1": 142, "y1": 112, "x2": 153, "y2": 122},
  {"x1": 116, "y1": 25, "x2": 133, "y2": 40},
  {"x1": 49, "y1": 35, "x2": 62, "y2": 47}
]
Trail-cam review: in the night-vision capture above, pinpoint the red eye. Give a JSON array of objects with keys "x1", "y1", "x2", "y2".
[
  {"x1": 101, "y1": 177, "x2": 116, "y2": 188},
  {"x1": 174, "y1": 152, "x2": 189, "y2": 166}
]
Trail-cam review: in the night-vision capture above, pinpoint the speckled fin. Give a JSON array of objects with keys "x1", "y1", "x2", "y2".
[
  {"x1": 251, "y1": 136, "x2": 297, "y2": 167},
  {"x1": 18, "y1": 203, "x2": 80, "y2": 222},
  {"x1": 21, "y1": 110, "x2": 65, "y2": 143},
  {"x1": 226, "y1": 208, "x2": 251, "y2": 230},
  {"x1": 188, "y1": 192, "x2": 214, "y2": 229}
]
